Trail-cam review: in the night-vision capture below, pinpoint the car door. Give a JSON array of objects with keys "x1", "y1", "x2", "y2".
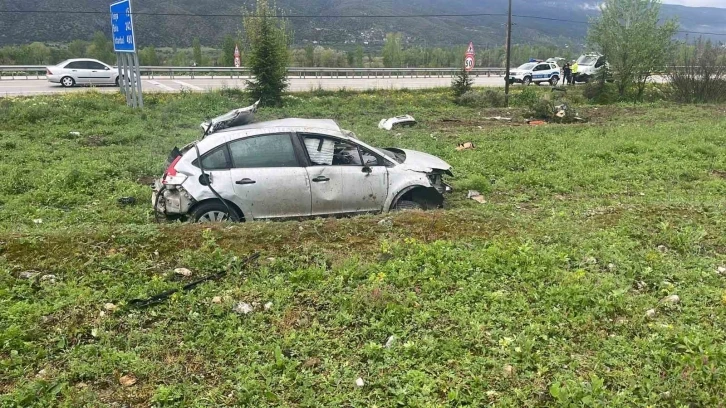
[
  {"x1": 533, "y1": 63, "x2": 550, "y2": 81},
  {"x1": 86, "y1": 61, "x2": 114, "y2": 84},
  {"x1": 227, "y1": 133, "x2": 312, "y2": 219},
  {"x1": 64, "y1": 61, "x2": 89, "y2": 83},
  {"x1": 300, "y1": 133, "x2": 388, "y2": 215}
]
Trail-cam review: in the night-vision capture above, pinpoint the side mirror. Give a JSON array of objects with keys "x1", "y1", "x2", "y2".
[
  {"x1": 105, "y1": 67, "x2": 110, "y2": 70},
  {"x1": 362, "y1": 166, "x2": 372, "y2": 174}
]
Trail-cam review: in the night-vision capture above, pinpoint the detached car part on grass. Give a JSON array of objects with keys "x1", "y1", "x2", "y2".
[
  {"x1": 153, "y1": 107, "x2": 452, "y2": 223},
  {"x1": 378, "y1": 115, "x2": 417, "y2": 131}
]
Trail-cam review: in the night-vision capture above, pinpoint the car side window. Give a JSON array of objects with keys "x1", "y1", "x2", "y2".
[
  {"x1": 595, "y1": 58, "x2": 605, "y2": 68},
  {"x1": 193, "y1": 145, "x2": 230, "y2": 170},
  {"x1": 87, "y1": 61, "x2": 107, "y2": 70},
  {"x1": 302, "y1": 134, "x2": 369, "y2": 166},
  {"x1": 229, "y1": 133, "x2": 299, "y2": 168},
  {"x1": 535, "y1": 64, "x2": 548, "y2": 71},
  {"x1": 65, "y1": 62, "x2": 83, "y2": 69}
]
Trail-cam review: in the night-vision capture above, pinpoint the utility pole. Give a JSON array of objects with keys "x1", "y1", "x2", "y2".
[{"x1": 504, "y1": 0, "x2": 513, "y2": 106}]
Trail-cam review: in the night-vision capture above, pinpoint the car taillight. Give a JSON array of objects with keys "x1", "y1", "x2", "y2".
[
  {"x1": 164, "y1": 155, "x2": 182, "y2": 180},
  {"x1": 46, "y1": 68, "x2": 53, "y2": 75}
]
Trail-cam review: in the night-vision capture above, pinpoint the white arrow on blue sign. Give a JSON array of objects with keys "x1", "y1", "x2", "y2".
[{"x1": 110, "y1": 0, "x2": 136, "y2": 53}]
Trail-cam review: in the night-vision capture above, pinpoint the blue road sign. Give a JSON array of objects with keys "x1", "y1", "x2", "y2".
[{"x1": 110, "y1": 0, "x2": 136, "y2": 53}]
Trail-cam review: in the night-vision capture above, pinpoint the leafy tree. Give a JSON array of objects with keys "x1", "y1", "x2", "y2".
[
  {"x1": 243, "y1": 0, "x2": 291, "y2": 106},
  {"x1": 25, "y1": 42, "x2": 51, "y2": 64},
  {"x1": 382, "y1": 33, "x2": 403, "y2": 68},
  {"x1": 219, "y1": 35, "x2": 237, "y2": 66},
  {"x1": 588, "y1": 0, "x2": 678, "y2": 99},
  {"x1": 68, "y1": 40, "x2": 88, "y2": 57},
  {"x1": 192, "y1": 37, "x2": 202, "y2": 65},
  {"x1": 354, "y1": 45, "x2": 364, "y2": 67},
  {"x1": 304, "y1": 44, "x2": 314, "y2": 66},
  {"x1": 451, "y1": 68, "x2": 473, "y2": 98},
  {"x1": 139, "y1": 46, "x2": 160, "y2": 66},
  {"x1": 87, "y1": 32, "x2": 115, "y2": 64}
]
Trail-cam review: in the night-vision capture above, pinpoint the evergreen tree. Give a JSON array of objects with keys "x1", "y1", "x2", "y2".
[
  {"x1": 192, "y1": 37, "x2": 202, "y2": 66},
  {"x1": 243, "y1": 0, "x2": 291, "y2": 106},
  {"x1": 451, "y1": 68, "x2": 473, "y2": 98}
]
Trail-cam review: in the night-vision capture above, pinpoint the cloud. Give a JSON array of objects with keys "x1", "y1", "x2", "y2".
[{"x1": 662, "y1": 0, "x2": 726, "y2": 7}]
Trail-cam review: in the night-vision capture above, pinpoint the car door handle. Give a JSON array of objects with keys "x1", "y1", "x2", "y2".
[
  {"x1": 235, "y1": 178, "x2": 256, "y2": 185},
  {"x1": 312, "y1": 176, "x2": 330, "y2": 182}
]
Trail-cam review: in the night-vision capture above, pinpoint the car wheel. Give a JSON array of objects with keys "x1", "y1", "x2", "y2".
[
  {"x1": 190, "y1": 201, "x2": 240, "y2": 223},
  {"x1": 522, "y1": 77, "x2": 531, "y2": 86},
  {"x1": 60, "y1": 76, "x2": 75, "y2": 87},
  {"x1": 393, "y1": 200, "x2": 423, "y2": 211},
  {"x1": 550, "y1": 76, "x2": 559, "y2": 86}
]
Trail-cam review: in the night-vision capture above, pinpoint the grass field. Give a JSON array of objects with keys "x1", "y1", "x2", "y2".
[{"x1": 1, "y1": 89, "x2": 726, "y2": 407}]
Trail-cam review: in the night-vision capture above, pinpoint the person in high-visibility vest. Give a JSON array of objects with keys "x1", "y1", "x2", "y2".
[{"x1": 571, "y1": 60, "x2": 579, "y2": 84}]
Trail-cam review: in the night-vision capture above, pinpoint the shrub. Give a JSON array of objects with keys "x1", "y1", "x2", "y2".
[
  {"x1": 451, "y1": 68, "x2": 474, "y2": 98},
  {"x1": 669, "y1": 39, "x2": 726, "y2": 104},
  {"x1": 511, "y1": 87, "x2": 540, "y2": 108},
  {"x1": 457, "y1": 90, "x2": 506, "y2": 108},
  {"x1": 582, "y1": 82, "x2": 620, "y2": 104}
]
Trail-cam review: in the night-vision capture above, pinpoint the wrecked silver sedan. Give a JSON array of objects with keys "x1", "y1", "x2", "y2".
[{"x1": 153, "y1": 118, "x2": 452, "y2": 222}]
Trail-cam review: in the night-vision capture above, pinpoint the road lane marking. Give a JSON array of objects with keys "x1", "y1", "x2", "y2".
[
  {"x1": 147, "y1": 80, "x2": 175, "y2": 91},
  {"x1": 172, "y1": 80, "x2": 203, "y2": 91}
]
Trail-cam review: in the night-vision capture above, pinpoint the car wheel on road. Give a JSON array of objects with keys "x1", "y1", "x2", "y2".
[
  {"x1": 60, "y1": 76, "x2": 75, "y2": 87},
  {"x1": 522, "y1": 77, "x2": 532, "y2": 86},
  {"x1": 190, "y1": 201, "x2": 240, "y2": 223},
  {"x1": 393, "y1": 200, "x2": 423, "y2": 211},
  {"x1": 550, "y1": 76, "x2": 560, "y2": 86}
]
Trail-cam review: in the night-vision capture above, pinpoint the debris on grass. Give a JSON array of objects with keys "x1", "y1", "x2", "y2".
[
  {"x1": 264, "y1": 302, "x2": 273, "y2": 311},
  {"x1": 174, "y1": 268, "x2": 193, "y2": 277},
  {"x1": 378, "y1": 115, "x2": 416, "y2": 131},
  {"x1": 661, "y1": 295, "x2": 680, "y2": 304},
  {"x1": 355, "y1": 377, "x2": 365, "y2": 387},
  {"x1": 117, "y1": 197, "x2": 137, "y2": 206},
  {"x1": 40, "y1": 274, "x2": 57, "y2": 284},
  {"x1": 503, "y1": 364, "x2": 515, "y2": 377},
  {"x1": 103, "y1": 303, "x2": 118, "y2": 312},
  {"x1": 527, "y1": 120, "x2": 547, "y2": 126},
  {"x1": 385, "y1": 335, "x2": 396, "y2": 348},
  {"x1": 717, "y1": 266, "x2": 726, "y2": 275},
  {"x1": 378, "y1": 218, "x2": 393, "y2": 228},
  {"x1": 33, "y1": 219, "x2": 43, "y2": 224},
  {"x1": 483, "y1": 116, "x2": 512, "y2": 121},
  {"x1": 119, "y1": 374, "x2": 137, "y2": 387},
  {"x1": 36, "y1": 369, "x2": 48, "y2": 379},
  {"x1": 212, "y1": 296, "x2": 223, "y2": 304},
  {"x1": 69, "y1": 131, "x2": 81, "y2": 137},
  {"x1": 657, "y1": 245, "x2": 669, "y2": 253},
  {"x1": 233, "y1": 302, "x2": 254, "y2": 315},
  {"x1": 646, "y1": 309, "x2": 657, "y2": 319},
  {"x1": 455, "y1": 142, "x2": 475, "y2": 151},
  {"x1": 19, "y1": 271, "x2": 39, "y2": 279},
  {"x1": 467, "y1": 190, "x2": 487, "y2": 204}
]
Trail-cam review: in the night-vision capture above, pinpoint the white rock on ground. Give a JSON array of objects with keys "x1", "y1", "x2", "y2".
[
  {"x1": 385, "y1": 335, "x2": 396, "y2": 348},
  {"x1": 661, "y1": 295, "x2": 680, "y2": 304},
  {"x1": 646, "y1": 309, "x2": 657, "y2": 318},
  {"x1": 264, "y1": 302, "x2": 273, "y2": 311},
  {"x1": 174, "y1": 268, "x2": 193, "y2": 277},
  {"x1": 233, "y1": 302, "x2": 253, "y2": 315},
  {"x1": 355, "y1": 377, "x2": 365, "y2": 387}
]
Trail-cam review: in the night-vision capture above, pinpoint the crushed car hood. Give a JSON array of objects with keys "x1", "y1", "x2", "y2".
[{"x1": 396, "y1": 149, "x2": 452, "y2": 173}]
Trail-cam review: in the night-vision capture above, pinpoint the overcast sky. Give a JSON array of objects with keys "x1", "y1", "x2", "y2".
[{"x1": 662, "y1": 0, "x2": 726, "y2": 7}]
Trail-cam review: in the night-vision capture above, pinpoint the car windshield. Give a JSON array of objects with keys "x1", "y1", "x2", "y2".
[
  {"x1": 517, "y1": 63, "x2": 536, "y2": 70},
  {"x1": 577, "y1": 56, "x2": 598, "y2": 66},
  {"x1": 380, "y1": 148, "x2": 405, "y2": 164}
]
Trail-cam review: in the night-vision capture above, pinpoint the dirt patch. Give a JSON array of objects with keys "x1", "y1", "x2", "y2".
[
  {"x1": 136, "y1": 175, "x2": 156, "y2": 186},
  {"x1": 710, "y1": 170, "x2": 726, "y2": 179}
]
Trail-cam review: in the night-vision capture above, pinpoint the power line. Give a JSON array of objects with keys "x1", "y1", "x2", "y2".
[{"x1": 1, "y1": 9, "x2": 725, "y2": 36}]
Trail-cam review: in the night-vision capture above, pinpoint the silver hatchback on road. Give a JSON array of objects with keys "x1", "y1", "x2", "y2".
[{"x1": 153, "y1": 117, "x2": 453, "y2": 222}]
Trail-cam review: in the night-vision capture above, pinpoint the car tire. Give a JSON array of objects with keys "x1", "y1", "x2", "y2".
[
  {"x1": 550, "y1": 76, "x2": 559, "y2": 86},
  {"x1": 60, "y1": 76, "x2": 75, "y2": 87},
  {"x1": 393, "y1": 200, "x2": 423, "y2": 211},
  {"x1": 190, "y1": 201, "x2": 240, "y2": 223},
  {"x1": 522, "y1": 77, "x2": 531, "y2": 86}
]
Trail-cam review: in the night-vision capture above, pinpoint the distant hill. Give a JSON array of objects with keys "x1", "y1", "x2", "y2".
[{"x1": 1, "y1": 0, "x2": 724, "y2": 48}]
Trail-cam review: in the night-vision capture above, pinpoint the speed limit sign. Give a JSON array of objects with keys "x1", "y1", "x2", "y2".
[
  {"x1": 464, "y1": 42, "x2": 475, "y2": 72},
  {"x1": 464, "y1": 56, "x2": 475, "y2": 71}
]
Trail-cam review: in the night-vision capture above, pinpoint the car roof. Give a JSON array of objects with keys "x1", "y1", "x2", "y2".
[
  {"x1": 58, "y1": 58, "x2": 105, "y2": 64},
  {"x1": 218, "y1": 118, "x2": 342, "y2": 133}
]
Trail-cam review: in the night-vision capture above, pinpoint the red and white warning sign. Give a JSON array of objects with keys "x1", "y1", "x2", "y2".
[
  {"x1": 234, "y1": 45, "x2": 241, "y2": 68},
  {"x1": 464, "y1": 42, "x2": 475, "y2": 72}
]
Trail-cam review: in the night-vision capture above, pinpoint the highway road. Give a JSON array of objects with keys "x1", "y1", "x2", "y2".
[
  {"x1": 0, "y1": 75, "x2": 668, "y2": 96},
  {"x1": 0, "y1": 75, "x2": 510, "y2": 96}
]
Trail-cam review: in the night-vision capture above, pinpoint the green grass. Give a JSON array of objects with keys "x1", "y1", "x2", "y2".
[{"x1": 1, "y1": 89, "x2": 726, "y2": 407}]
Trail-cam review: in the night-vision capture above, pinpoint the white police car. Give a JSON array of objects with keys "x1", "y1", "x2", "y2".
[{"x1": 509, "y1": 61, "x2": 560, "y2": 86}]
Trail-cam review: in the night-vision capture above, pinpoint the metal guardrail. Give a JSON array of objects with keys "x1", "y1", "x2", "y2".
[{"x1": 0, "y1": 65, "x2": 507, "y2": 80}]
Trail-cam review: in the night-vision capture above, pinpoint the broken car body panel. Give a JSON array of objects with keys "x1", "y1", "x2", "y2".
[
  {"x1": 378, "y1": 115, "x2": 416, "y2": 131},
  {"x1": 153, "y1": 117, "x2": 452, "y2": 221}
]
